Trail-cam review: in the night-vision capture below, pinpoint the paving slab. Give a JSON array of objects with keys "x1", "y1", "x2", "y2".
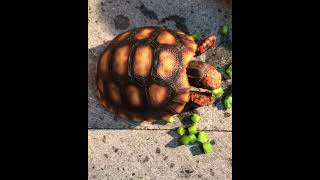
[
  {"x1": 88, "y1": 0, "x2": 232, "y2": 130},
  {"x1": 88, "y1": 130, "x2": 232, "y2": 180}
]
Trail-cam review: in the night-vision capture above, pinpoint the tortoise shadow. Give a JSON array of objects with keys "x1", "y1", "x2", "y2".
[{"x1": 88, "y1": 42, "x2": 142, "y2": 129}]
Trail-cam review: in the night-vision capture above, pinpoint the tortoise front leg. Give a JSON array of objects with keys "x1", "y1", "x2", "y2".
[
  {"x1": 189, "y1": 91, "x2": 215, "y2": 107},
  {"x1": 196, "y1": 35, "x2": 217, "y2": 56}
]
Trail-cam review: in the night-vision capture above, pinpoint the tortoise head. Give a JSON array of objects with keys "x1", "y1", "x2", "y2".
[{"x1": 186, "y1": 34, "x2": 221, "y2": 90}]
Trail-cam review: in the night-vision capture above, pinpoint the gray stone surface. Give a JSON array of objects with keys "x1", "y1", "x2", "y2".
[
  {"x1": 89, "y1": 0, "x2": 232, "y2": 179},
  {"x1": 89, "y1": 130, "x2": 232, "y2": 180}
]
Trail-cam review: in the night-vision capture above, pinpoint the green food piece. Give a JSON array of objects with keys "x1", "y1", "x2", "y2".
[
  {"x1": 166, "y1": 116, "x2": 175, "y2": 124},
  {"x1": 188, "y1": 124, "x2": 198, "y2": 135},
  {"x1": 220, "y1": 24, "x2": 229, "y2": 36},
  {"x1": 180, "y1": 135, "x2": 190, "y2": 145},
  {"x1": 211, "y1": 87, "x2": 224, "y2": 97},
  {"x1": 188, "y1": 134, "x2": 197, "y2": 144},
  {"x1": 202, "y1": 142, "x2": 213, "y2": 154},
  {"x1": 226, "y1": 64, "x2": 232, "y2": 79},
  {"x1": 224, "y1": 95, "x2": 232, "y2": 109},
  {"x1": 177, "y1": 127, "x2": 186, "y2": 136},
  {"x1": 191, "y1": 113, "x2": 201, "y2": 123},
  {"x1": 192, "y1": 32, "x2": 200, "y2": 41},
  {"x1": 197, "y1": 131, "x2": 208, "y2": 143}
]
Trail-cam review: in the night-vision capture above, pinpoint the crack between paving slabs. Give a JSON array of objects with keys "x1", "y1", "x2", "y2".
[{"x1": 88, "y1": 128, "x2": 232, "y2": 132}]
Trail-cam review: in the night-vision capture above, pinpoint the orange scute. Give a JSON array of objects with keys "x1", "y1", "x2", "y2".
[
  {"x1": 176, "y1": 31, "x2": 186, "y2": 36},
  {"x1": 157, "y1": 50, "x2": 177, "y2": 79},
  {"x1": 181, "y1": 49, "x2": 195, "y2": 66},
  {"x1": 135, "y1": 28, "x2": 155, "y2": 40},
  {"x1": 134, "y1": 46, "x2": 153, "y2": 77},
  {"x1": 115, "y1": 31, "x2": 131, "y2": 42},
  {"x1": 156, "y1": 31, "x2": 176, "y2": 45},
  {"x1": 169, "y1": 102, "x2": 186, "y2": 114},
  {"x1": 98, "y1": 49, "x2": 111, "y2": 76},
  {"x1": 113, "y1": 45, "x2": 130, "y2": 76},
  {"x1": 107, "y1": 82, "x2": 122, "y2": 104},
  {"x1": 185, "y1": 41, "x2": 197, "y2": 52},
  {"x1": 148, "y1": 84, "x2": 169, "y2": 107},
  {"x1": 127, "y1": 85, "x2": 143, "y2": 107},
  {"x1": 176, "y1": 68, "x2": 190, "y2": 90},
  {"x1": 185, "y1": 35, "x2": 195, "y2": 42}
]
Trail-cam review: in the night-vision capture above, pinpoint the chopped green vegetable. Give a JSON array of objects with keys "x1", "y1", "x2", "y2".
[
  {"x1": 220, "y1": 24, "x2": 229, "y2": 36},
  {"x1": 166, "y1": 116, "x2": 175, "y2": 124},
  {"x1": 188, "y1": 134, "x2": 197, "y2": 144},
  {"x1": 191, "y1": 113, "x2": 201, "y2": 123},
  {"x1": 192, "y1": 32, "x2": 200, "y2": 41},
  {"x1": 177, "y1": 127, "x2": 186, "y2": 136},
  {"x1": 197, "y1": 131, "x2": 208, "y2": 143},
  {"x1": 180, "y1": 135, "x2": 190, "y2": 145},
  {"x1": 211, "y1": 87, "x2": 224, "y2": 97},
  {"x1": 202, "y1": 142, "x2": 213, "y2": 154},
  {"x1": 226, "y1": 64, "x2": 232, "y2": 79},
  {"x1": 224, "y1": 95, "x2": 232, "y2": 109},
  {"x1": 188, "y1": 124, "x2": 198, "y2": 135}
]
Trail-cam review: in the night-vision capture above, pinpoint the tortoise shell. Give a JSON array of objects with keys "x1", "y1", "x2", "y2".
[{"x1": 96, "y1": 26, "x2": 197, "y2": 121}]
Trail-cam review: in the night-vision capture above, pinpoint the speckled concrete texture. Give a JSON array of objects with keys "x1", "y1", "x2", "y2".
[{"x1": 89, "y1": 130, "x2": 231, "y2": 180}]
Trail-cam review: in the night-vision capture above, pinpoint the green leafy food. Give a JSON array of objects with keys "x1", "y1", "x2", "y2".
[
  {"x1": 188, "y1": 124, "x2": 198, "y2": 135},
  {"x1": 166, "y1": 116, "x2": 175, "y2": 124},
  {"x1": 191, "y1": 113, "x2": 201, "y2": 123},
  {"x1": 188, "y1": 134, "x2": 197, "y2": 144},
  {"x1": 226, "y1": 64, "x2": 232, "y2": 79},
  {"x1": 177, "y1": 127, "x2": 186, "y2": 136},
  {"x1": 211, "y1": 87, "x2": 224, "y2": 97},
  {"x1": 192, "y1": 32, "x2": 201, "y2": 41},
  {"x1": 220, "y1": 24, "x2": 229, "y2": 36},
  {"x1": 224, "y1": 95, "x2": 232, "y2": 109},
  {"x1": 197, "y1": 131, "x2": 208, "y2": 143},
  {"x1": 202, "y1": 142, "x2": 213, "y2": 154}
]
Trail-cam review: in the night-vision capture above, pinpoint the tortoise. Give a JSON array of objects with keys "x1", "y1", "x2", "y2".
[{"x1": 96, "y1": 26, "x2": 221, "y2": 122}]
